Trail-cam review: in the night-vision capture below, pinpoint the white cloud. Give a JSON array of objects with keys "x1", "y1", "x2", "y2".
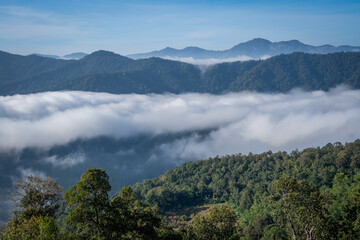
[
  {"x1": 43, "y1": 152, "x2": 86, "y2": 168},
  {"x1": 159, "y1": 55, "x2": 271, "y2": 70},
  {"x1": 0, "y1": 87, "x2": 359, "y2": 159},
  {"x1": 161, "y1": 56, "x2": 256, "y2": 65}
]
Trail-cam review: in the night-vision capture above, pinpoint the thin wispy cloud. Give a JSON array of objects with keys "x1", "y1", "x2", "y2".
[
  {"x1": 0, "y1": 6, "x2": 87, "y2": 40},
  {"x1": 43, "y1": 152, "x2": 86, "y2": 168},
  {"x1": 0, "y1": 6, "x2": 50, "y2": 19}
]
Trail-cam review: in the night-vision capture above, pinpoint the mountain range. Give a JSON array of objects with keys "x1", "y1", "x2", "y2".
[
  {"x1": 29, "y1": 38, "x2": 360, "y2": 62},
  {"x1": 0, "y1": 49, "x2": 359, "y2": 96},
  {"x1": 127, "y1": 38, "x2": 360, "y2": 60}
]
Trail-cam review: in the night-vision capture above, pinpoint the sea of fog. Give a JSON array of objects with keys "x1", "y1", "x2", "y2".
[{"x1": 0, "y1": 86, "x2": 360, "y2": 222}]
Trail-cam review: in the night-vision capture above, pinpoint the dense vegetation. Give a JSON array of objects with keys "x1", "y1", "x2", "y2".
[
  {"x1": 1, "y1": 140, "x2": 360, "y2": 239},
  {"x1": 0, "y1": 50, "x2": 359, "y2": 95},
  {"x1": 133, "y1": 139, "x2": 360, "y2": 239},
  {"x1": 1, "y1": 169, "x2": 162, "y2": 239}
]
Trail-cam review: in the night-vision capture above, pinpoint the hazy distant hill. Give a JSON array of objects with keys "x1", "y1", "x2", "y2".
[
  {"x1": 0, "y1": 50, "x2": 359, "y2": 95},
  {"x1": 63, "y1": 52, "x2": 88, "y2": 60},
  {"x1": 31, "y1": 52, "x2": 88, "y2": 60},
  {"x1": 127, "y1": 38, "x2": 360, "y2": 60},
  {"x1": 33, "y1": 53, "x2": 61, "y2": 59}
]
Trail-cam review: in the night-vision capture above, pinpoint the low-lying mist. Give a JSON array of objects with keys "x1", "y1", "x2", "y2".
[
  {"x1": 161, "y1": 55, "x2": 271, "y2": 65},
  {"x1": 0, "y1": 86, "x2": 359, "y2": 222},
  {"x1": 1, "y1": 86, "x2": 359, "y2": 153}
]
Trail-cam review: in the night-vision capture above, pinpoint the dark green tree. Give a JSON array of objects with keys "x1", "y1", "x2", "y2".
[
  {"x1": 109, "y1": 186, "x2": 161, "y2": 239},
  {"x1": 64, "y1": 168, "x2": 161, "y2": 239},
  {"x1": 64, "y1": 168, "x2": 111, "y2": 239}
]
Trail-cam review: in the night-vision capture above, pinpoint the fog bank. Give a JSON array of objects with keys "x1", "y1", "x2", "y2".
[{"x1": 0, "y1": 87, "x2": 359, "y2": 156}]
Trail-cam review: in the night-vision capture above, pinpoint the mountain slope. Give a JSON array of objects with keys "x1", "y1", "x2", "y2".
[
  {"x1": 127, "y1": 38, "x2": 360, "y2": 59},
  {"x1": 0, "y1": 50, "x2": 72, "y2": 85},
  {"x1": 0, "y1": 50, "x2": 138, "y2": 94},
  {"x1": 131, "y1": 139, "x2": 360, "y2": 239},
  {"x1": 132, "y1": 139, "x2": 360, "y2": 212},
  {"x1": 129, "y1": 139, "x2": 360, "y2": 239}
]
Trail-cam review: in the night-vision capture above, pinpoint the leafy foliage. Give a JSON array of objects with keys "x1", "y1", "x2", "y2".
[
  {"x1": 1, "y1": 175, "x2": 62, "y2": 239},
  {"x1": 1, "y1": 215, "x2": 61, "y2": 240},
  {"x1": 274, "y1": 177, "x2": 329, "y2": 240},
  {"x1": 9, "y1": 175, "x2": 62, "y2": 219},
  {"x1": 64, "y1": 168, "x2": 112, "y2": 238},
  {"x1": 186, "y1": 205, "x2": 239, "y2": 240},
  {"x1": 64, "y1": 168, "x2": 161, "y2": 239},
  {"x1": 133, "y1": 139, "x2": 360, "y2": 239}
]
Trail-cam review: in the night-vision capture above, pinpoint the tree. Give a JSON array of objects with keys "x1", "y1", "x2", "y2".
[
  {"x1": 349, "y1": 185, "x2": 360, "y2": 238},
  {"x1": 263, "y1": 225, "x2": 289, "y2": 240},
  {"x1": 189, "y1": 205, "x2": 238, "y2": 240},
  {"x1": 64, "y1": 168, "x2": 111, "y2": 239},
  {"x1": 1, "y1": 175, "x2": 62, "y2": 240},
  {"x1": 64, "y1": 168, "x2": 161, "y2": 239},
  {"x1": 108, "y1": 186, "x2": 161, "y2": 239},
  {"x1": 9, "y1": 175, "x2": 62, "y2": 219},
  {"x1": 273, "y1": 177, "x2": 328, "y2": 240},
  {"x1": 1, "y1": 215, "x2": 61, "y2": 240}
]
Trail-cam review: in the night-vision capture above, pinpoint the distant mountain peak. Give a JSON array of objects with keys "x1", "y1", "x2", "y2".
[
  {"x1": 90, "y1": 50, "x2": 116, "y2": 55},
  {"x1": 247, "y1": 38, "x2": 272, "y2": 44},
  {"x1": 183, "y1": 46, "x2": 202, "y2": 50},
  {"x1": 127, "y1": 38, "x2": 360, "y2": 60},
  {"x1": 83, "y1": 50, "x2": 122, "y2": 59}
]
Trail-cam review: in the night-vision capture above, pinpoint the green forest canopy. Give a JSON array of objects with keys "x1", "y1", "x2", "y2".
[
  {"x1": 133, "y1": 139, "x2": 360, "y2": 239},
  {"x1": 1, "y1": 139, "x2": 360, "y2": 239}
]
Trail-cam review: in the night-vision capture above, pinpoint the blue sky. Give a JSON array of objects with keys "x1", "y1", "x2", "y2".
[{"x1": 0, "y1": 0, "x2": 359, "y2": 56}]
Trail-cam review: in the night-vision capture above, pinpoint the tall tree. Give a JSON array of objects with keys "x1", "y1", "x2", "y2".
[
  {"x1": 273, "y1": 177, "x2": 328, "y2": 240},
  {"x1": 64, "y1": 168, "x2": 111, "y2": 239},
  {"x1": 64, "y1": 168, "x2": 161, "y2": 239}
]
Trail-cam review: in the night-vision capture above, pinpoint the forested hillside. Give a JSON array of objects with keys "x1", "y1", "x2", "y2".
[
  {"x1": 133, "y1": 139, "x2": 360, "y2": 239},
  {"x1": 0, "y1": 51, "x2": 359, "y2": 95},
  {"x1": 1, "y1": 140, "x2": 359, "y2": 239}
]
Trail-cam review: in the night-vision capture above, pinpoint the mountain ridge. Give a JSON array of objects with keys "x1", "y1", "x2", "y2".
[
  {"x1": 0, "y1": 50, "x2": 359, "y2": 96},
  {"x1": 127, "y1": 38, "x2": 360, "y2": 60}
]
